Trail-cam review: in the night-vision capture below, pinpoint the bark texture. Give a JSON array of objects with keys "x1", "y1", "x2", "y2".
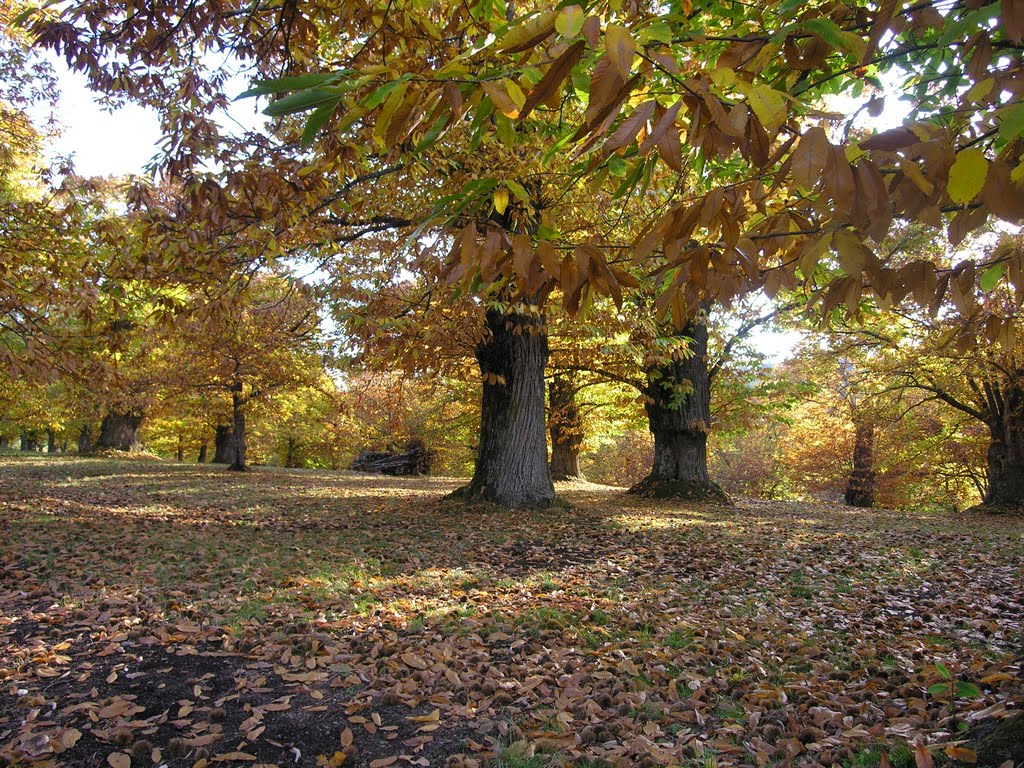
[
  {"x1": 228, "y1": 385, "x2": 247, "y2": 471},
  {"x1": 197, "y1": 442, "x2": 208, "y2": 463},
  {"x1": 98, "y1": 412, "x2": 144, "y2": 452},
  {"x1": 77, "y1": 424, "x2": 93, "y2": 454},
  {"x1": 450, "y1": 307, "x2": 556, "y2": 509},
  {"x1": 46, "y1": 429, "x2": 57, "y2": 454},
  {"x1": 213, "y1": 425, "x2": 235, "y2": 464},
  {"x1": 982, "y1": 379, "x2": 1024, "y2": 507},
  {"x1": 549, "y1": 374, "x2": 583, "y2": 481},
  {"x1": 629, "y1": 318, "x2": 730, "y2": 503},
  {"x1": 844, "y1": 420, "x2": 876, "y2": 507}
]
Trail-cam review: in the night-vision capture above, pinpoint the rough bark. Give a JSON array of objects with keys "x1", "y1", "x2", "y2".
[
  {"x1": 98, "y1": 412, "x2": 144, "y2": 452},
  {"x1": 982, "y1": 383, "x2": 1024, "y2": 508},
  {"x1": 549, "y1": 374, "x2": 583, "y2": 480},
  {"x1": 228, "y1": 385, "x2": 247, "y2": 471},
  {"x1": 197, "y1": 442, "x2": 208, "y2": 463},
  {"x1": 449, "y1": 307, "x2": 556, "y2": 509},
  {"x1": 844, "y1": 420, "x2": 876, "y2": 507},
  {"x1": 629, "y1": 318, "x2": 731, "y2": 503},
  {"x1": 213, "y1": 425, "x2": 235, "y2": 464},
  {"x1": 46, "y1": 429, "x2": 57, "y2": 454},
  {"x1": 77, "y1": 424, "x2": 93, "y2": 454}
]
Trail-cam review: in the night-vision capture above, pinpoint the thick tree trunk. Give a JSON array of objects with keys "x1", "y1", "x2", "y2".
[
  {"x1": 450, "y1": 307, "x2": 556, "y2": 509},
  {"x1": 213, "y1": 425, "x2": 235, "y2": 463},
  {"x1": 46, "y1": 429, "x2": 57, "y2": 454},
  {"x1": 549, "y1": 374, "x2": 583, "y2": 480},
  {"x1": 228, "y1": 385, "x2": 247, "y2": 471},
  {"x1": 197, "y1": 442, "x2": 208, "y2": 463},
  {"x1": 98, "y1": 411, "x2": 144, "y2": 452},
  {"x1": 844, "y1": 420, "x2": 876, "y2": 507},
  {"x1": 982, "y1": 382, "x2": 1024, "y2": 507},
  {"x1": 629, "y1": 318, "x2": 731, "y2": 503},
  {"x1": 77, "y1": 424, "x2": 93, "y2": 454}
]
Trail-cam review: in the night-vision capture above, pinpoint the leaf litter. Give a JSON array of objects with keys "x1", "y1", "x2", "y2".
[{"x1": 0, "y1": 457, "x2": 1021, "y2": 767}]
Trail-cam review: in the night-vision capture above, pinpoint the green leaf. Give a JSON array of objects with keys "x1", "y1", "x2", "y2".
[
  {"x1": 535, "y1": 224, "x2": 561, "y2": 240},
  {"x1": 928, "y1": 682, "x2": 951, "y2": 695},
  {"x1": 300, "y1": 98, "x2": 342, "y2": 147},
  {"x1": 496, "y1": 112, "x2": 516, "y2": 147},
  {"x1": 638, "y1": 20, "x2": 673, "y2": 45},
  {"x1": 980, "y1": 263, "x2": 1005, "y2": 292},
  {"x1": 506, "y1": 180, "x2": 531, "y2": 204},
  {"x1": 998, "y1": 104, "x2": 1024, "y2": 142},
  {"x1": 954, "y1": 681, "x2": 982, "y2": 698},
  {"x1": 238, "y1": 71, "x2": 349, "y2": 100},
  {"x1": 946, "y1": 148, "x2": 989, "y2": 205},
  {"x1": 263, "y1": 87, "x2": 345, "y2": 116},
  {"x1": 935, "y1": 662, "x2": 952, "y2": 680}
]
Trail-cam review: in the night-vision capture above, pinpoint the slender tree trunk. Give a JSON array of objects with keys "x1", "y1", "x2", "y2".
[
  {"x1": 98, "y1": 411, "x2": 144, "y2": 452},
  {"x1": 176, "y1": 434, "x2": 184, "y2": 462},
  {"x1": 285, "y1": 436, "x2": 299, "y2": 468},
  {"x1": 844, "y1": 420, "x2": 876, "y2": 507},
  {"x1": 77, "y1": 424, "x2": 93, "y2": 453},
  {"x1": 982, "y1": 379, "x2": 1024, "y2": 507},
  {"x1": 46, "y1": 429, "x2": 57, "y2": 454},
  {"x1": 197, "y1": 442, "x2": 208, "y2": 463},
  {"x1": 629, "y1": 317, "x2": 730, "y2": 503},
  {"x1": 228, "y1": 385, "x2": 247, "y2": 471},
  {"x1": 549, "y1": 374, "x2": 584, "y2": 480},
  {"x1": 213, "y1": 425, "x2": 235, "y2": 463},
  {"x1": 450, "y1": 306, "x2": 555, "y2": 509}
]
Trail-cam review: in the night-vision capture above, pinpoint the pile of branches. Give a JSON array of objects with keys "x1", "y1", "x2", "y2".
[{"x1": 350, "y1": 439, "x2": 432, "y2": 476}]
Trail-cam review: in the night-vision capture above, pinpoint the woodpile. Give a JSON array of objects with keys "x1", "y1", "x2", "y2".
[{"x1": 350, "y1": 439, "x2": 432, "y2": 476}]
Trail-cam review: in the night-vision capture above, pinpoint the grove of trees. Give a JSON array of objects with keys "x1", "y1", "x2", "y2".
[{"x1": 2, "y1": 0, "x2": 1023, "y2": 513}]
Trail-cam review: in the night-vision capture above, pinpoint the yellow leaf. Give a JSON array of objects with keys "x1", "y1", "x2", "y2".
[
  {"x1": 947, "y1": 148, "x2": 989, "y2": 204},
  {"x1": 964, "y1": 78, "x2": 994, "y2": 102},
  {"x1": 1011, "y1": 161, "x2": 1024, "y2": 185},
  {"x1": 746, "y1": 85, "x2": 788, "y2": 132},
  {"x1": 330, "y1": 751, "x2": 348, "y2": 766},
  {"x1": 555, "y1": 6, "x2": 584, "y2": 37},
  {"x1": 605, "y1": 24, "x2": 635, "y2": 80},
  {"x1": 493, "y1": 188, "x2": 510, "y2": 215}
]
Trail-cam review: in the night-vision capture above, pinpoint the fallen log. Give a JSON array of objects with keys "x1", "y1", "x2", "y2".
[{"x1": 351, "y1": 441, "x2": 432, "y2": 476}]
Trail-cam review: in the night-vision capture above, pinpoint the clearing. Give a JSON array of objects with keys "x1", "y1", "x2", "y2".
[{"x1": 0, "y1": 457, "x2": 1021, "y2": 768}]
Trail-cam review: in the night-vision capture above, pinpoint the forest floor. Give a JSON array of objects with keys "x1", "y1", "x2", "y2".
[{"x1": 0, "y1": 456, "x2": 1022, "y2": 768}]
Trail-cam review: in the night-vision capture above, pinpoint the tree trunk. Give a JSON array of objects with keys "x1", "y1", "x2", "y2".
[
  {"x1": 228, "y1": 385, "x2": 247, "y2": 471},
  {"x1": 982, "y1": 380, "x2": 1024, "y2": 508},
  {"x1": 449, "y1": 306, "x2": 556, "y2": 509},
  {"x1": 20, "y1": 429, "x2": 38, "y2": 452},
  {"x1": 0, "y1": 435, "x2": 9, "y2": 449},
  {"x1": 46, "y1": 429, "x2": 57, "y2": 454},
  {"x1": 98, "y1": 411, "x2": 144, "y2": 452},
  {"x1": 549, "y1": 374, "x2": 584, "y2": 480},
  {"x1": 176, "y1": 434, "x2": 184, "y2": 462},
  {"x1": 197, "y1": 442, "x2": 208, "y2": 463},
  {"x1": 77, "y1": 424, "x2": 93, "y2": 453},
  {"x1": 285, "y1": 436, "x2": 299, "y2": 468},
  {"x1": 213, "y1": 425, "x2": 235, "y2": 463},
  {"x1": 629, "y1": 317, "x2": 731, "y2": 503},
  {"x1": 844, "y1": 420, "x2": 876, "y2": 507}
]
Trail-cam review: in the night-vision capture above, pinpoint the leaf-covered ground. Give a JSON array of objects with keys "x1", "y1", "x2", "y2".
[{"x1": 1, "y1": 457, "x2": 1021, "y2": 768}]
